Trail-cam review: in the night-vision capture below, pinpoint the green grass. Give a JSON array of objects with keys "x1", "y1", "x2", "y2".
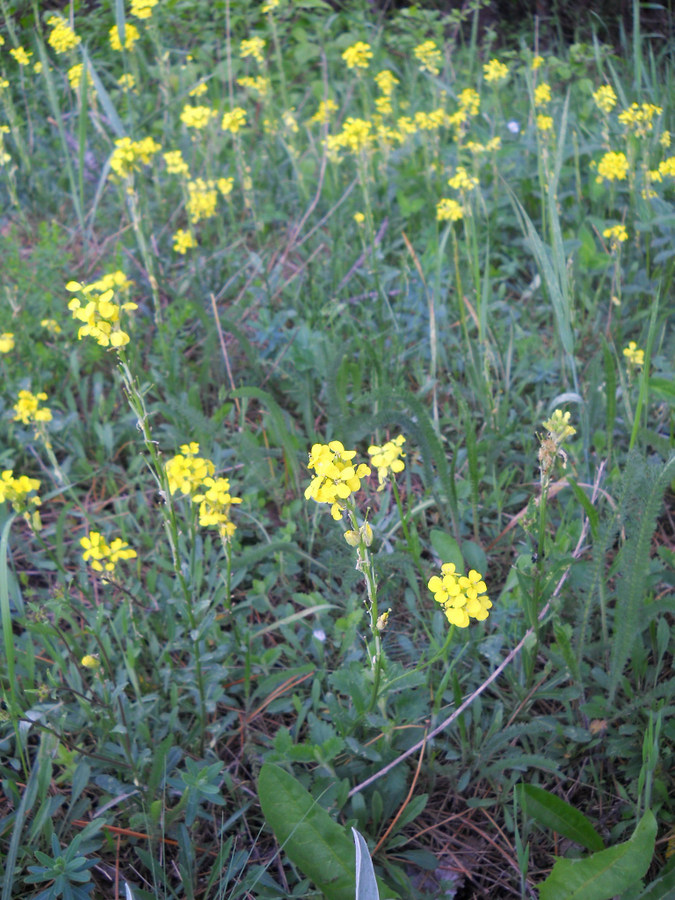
[{"x1": 0, "y1": 1, "x2": 674, "y2": 898}]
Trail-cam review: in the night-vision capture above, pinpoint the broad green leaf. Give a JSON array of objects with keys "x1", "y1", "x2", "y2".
[
  {"x1": 539, "y1": 810, "x2": 657, "y2": 900},
  {"x1": 258, "y1": 764, "x2": 398, "y2": 900},
  {"x1": 429, "y1": 530, "x2": 463, "y2": 571},
  {"x1": 633, "y1": 855, "x2": 675, "y2": 899},
  {"x1": 518, "y1": 784, "x2": 604, "y2": 852}
]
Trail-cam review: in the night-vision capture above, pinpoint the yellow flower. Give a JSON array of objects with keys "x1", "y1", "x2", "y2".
[
  {"x1": 596, "y1": 150, "x2": 629, "y2": 183},
  {"x1": 47, "y1": 16, "x2": 81, "y2": 54},
  {"x1": 659, "y1": 131, "x2": 671, "y2": 148},
  {"x1": 353, "y1": 211, "x2": 365, "y2": 224},
  {"x1": 623, "y1": 341, "x2": 644, "y2": 368},
  {"x1": 658, "y1": 156, "x2": 675, "y2": 177},
  {"x1": 81, "y1": 531, "x2": 137, "y2": 574},
  {"x1": 221, "y1": 107, "x2": 247, "y2": 133},
  {"x1": 217, "y1": 177, "x2": 234, "y2": 196},
  {"x1": 428, "y1": 563, "x2": 491, "y2": 628},
  {"x1": 173, "y1": 229, "x2": 197, "y2": 254},
  {"x1": 483, "y1": 58, "x2": 509, "y2": 83},
  {"x1": 81, "y1": 655, "x2": 101, "y2": 669},
  {"x1": 458, "y1": 88, "x2": 480, "y2": 115},
  {"x1": 414, "y1": 40, "x2": 442, "y2": 76},
  {"x1": 66, "y1": 272, "x2": 137, "y2": 348},
  {"x1": 163, "y1": 149, "x2": 189, "y2": 175},
  {"x1": 130, "y1": 0, "x2": 158, "y2": 19},
  {"x1": 436, "y1": 198, "x2": 464, "y2": 222},
  {"x1": 0, "y1": 332, "x2": 15, "y2": 353},
  {"x1": 240, "y1": 37, "x2": 265, "y2": 63},
  {"x1": 13, "y1": 390, "x2": 53, "y2": 425},
  {"x1": 542, "y1": 409, "x2": 576, "y2": 442},
  {"x1": 593, "y1": 84, "x2": 617, "y2": 114},
  {"x1": 367, "y1": 435, "x2": 405, "y2": 489},
  {"x1": 618, "y1": 102, "x2": 662, "y2": 137},
  {"x1": 180, "y1": 104, "x2": 215, "y2": 129},
  {"x1": 536, "y1": 114, "x2": 554, "y2": 133},
  {"x1": 341, "y1": 41, "x2": 372, "y2": 70},
  {"x1": 109, "y1": 136, "x2": 161, "y2": 179},
  {"x1": 10, "y1": 47, "x2": 32, "y2": 66},
  {"x1": 448, "y1": 166, "x2": 478, "y2": 192},
  {"x1": 188, "y1": 82, "x2": 208, "y2": 97},
  {"x1": 109, "y1": 23, "x2": 140, "y2": 51},
  {"x1": 166, "y1": 443, "x2": 215, "y2": 495},
  {"x1": 192, "y1": 476, "x2": 242, "y2": 541},
  {"x1": 374, "y1": 69, "x2": 398, "y2": 96},
  {"x1": 531, "y1": 55, "x2": 544, "y2": 70},
  {"x1": 304, "y1": 441, "x2": 371, "y2": 520},
  {"x1": 41, "y1": 319, "x2": 62, "y2": 334},
  {"x1": 186, "y1": 178, "x2": 218, "y2": 223},
  {"x1": 534, "y1": 82, "x2": 552, "y2": 106},
  {"x1": 0, "y1": 470, "x2": 42, "y2": 529},
  {"x1": 603, "y1": 224, "x2": 628, "y2": 247},
  {"x1": 238, "y1": 75, "x2": 270, "y2": 98},
  {"x1": 118, "y1": 73, "x2": 136, "y2": 92}
]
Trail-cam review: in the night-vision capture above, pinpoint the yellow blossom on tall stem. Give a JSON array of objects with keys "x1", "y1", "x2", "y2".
[
  {"x1": 342, "y1": 41, "x2": 372, "y2": 70},
  {"x1": 305, "y1": 441, "x2": 370, "y2": 520},
  {"x1": 595, "y1": 150, "x2": 629, "y2": 183},
  {"x1": 623, "y1": 341, "x2": 644, "y2": 368},
  {"x1": 80, "y1": 531, "x2": 137, "y2": 574},
  {"x1": 414, "y1": 40, "x2": 442, "y2": 75},
  {"x1": 0, "y1": 332, "x2": 15, "y2": 353},
  {"x1": 483, "y1": 58, "x2": 509, "y2": 84},
  {"x1": 428, "y1": 563, "x2": 492, "y2": 628},
  {"x1": 0, "y1": 469, "x2": 42, "y2": 529},
  {"x1": 368, "y1": 435, "x2": 405, "y2": 489},
  {"x1": 13, "y1": 390, "x2": 53, "y2": 425}
]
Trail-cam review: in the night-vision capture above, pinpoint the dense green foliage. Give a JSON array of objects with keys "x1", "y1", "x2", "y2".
[{"x1": 0, "y1": 1, "x2": 673, "y2": 897}]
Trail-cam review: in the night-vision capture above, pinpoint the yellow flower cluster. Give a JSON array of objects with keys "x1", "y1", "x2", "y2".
[
  {"x1": 47, "y1": 15, "x2": 81, "y2": 54},
  {"x1": 483, "y1": 58, "x2": 509, "y2": 83},
  {"x1": 537, "y1": 114, "x2": 554, "y2": 133},
  {"x1": 109, "y1": 23, "x2": 140, "y2": 52},
  {"x1": 618, "y1": 102, "x2": 662, "y2": 137},
  {"x1": 221, "y1": 107, "x2": 247, "y2": 133},
  {"x1": 0, "y1": 470, "x2": 42, "y2": 529},
  {"x1": 0, "y1": 332, "x2": 14, "y2": 353},
  {"x1": 192, "y1": 477, "x2": 242, "y2": 539},
  {"x1": 130, "y1": 0, "x2": 158, "y2": 18},
  {"x1": 436, "y1": 198, "x2": 464, "y2": 222},
  {"x1": 163, "y1": 149, "x2": 189, "y2": 175},
  {"x1": 240, "y1": 37, "x2": 265, "y2": 63},
  {"x1": 13, "y1": 390, "x2": 53, "y2": 425},
  {"x1": 342, "y1": 41, "x2": 372, "y2": 70},
  {"x1": 428, "y1": 563, "x2": 492, "y2": 628},
  {"x1": 542, "y1": 408, "x2": 576, "y2": 442},
  {"x1": 466, "y1": 136, "x2": 501, "y2": 154},
  {"x1": 603, "y1": 224, "x2": 628, "y2": 248},
  {"x1": 595, "y1": 150, "x2": 629, "y2": 183},
  {"x1": 367, "y1": 435, "x2": 405, "y2": 489},
  {"x1": 80, "y1": 531, "x2": 137, "y2": 574},
  {"x1": 623, "y1": 341, "x2": 644, "y2": 368},
  {"x1": 238, "y1": 75, "x2": 270, "y2": 98},
  {"x1": 180, "y1": 104, "x2": 216, "y2": 129},
  {"x1": 165, "y1": 443, "x2": 241, "y2": 540},
  {"x1": 325, "y1": 117, "x2": 374, "y2": 159},
  {"x1": 67, "y1": 64, "x2": 93, "y2": 94},
  {"x1": 109, "y1": 136, "x2": 162, "y2": 179},
  {"x1": 166, "y1": 443, "x2": 214, "y2": 494},
  {"x1": 414, "y1": 40, "x2": 442, "y2": 76},
  {"x1": 305, "y1": 441, "x2": 371, "y2": 520},
  {"x1": 593, "y1": 84, "x2": 617, "y2": 114},
  {"x1": 173, "y1": 228, "x2": 197, "y2": 254},
  {"x1": 186, "y1": 178, "x2": 219, "y2": 223},
  {"x1": 10, "y1": 47, "x2": 32, "y2": 66},
  {"x1": 41, "y1": 319, "x2": 61, "y2": 334},
  {"x1": 118, "y1": 73, "x2": 136, "y2": 92},
  {"x1": 66, "y1": 271, "x2": 137, "y2": 348},
  {"x1": 534, "y1": 82, "x2": 551, "y2": 106},
  {"x1": 448, "y1": 165, "x2": 478, "y2": 192},
  {"x1": 375, "y1": 70, "x2": 398, "y2": 97}
]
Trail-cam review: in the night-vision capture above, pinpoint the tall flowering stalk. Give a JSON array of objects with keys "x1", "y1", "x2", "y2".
[{"x1": 305, "y1": 440, "x2": 391, "y2": 709}]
